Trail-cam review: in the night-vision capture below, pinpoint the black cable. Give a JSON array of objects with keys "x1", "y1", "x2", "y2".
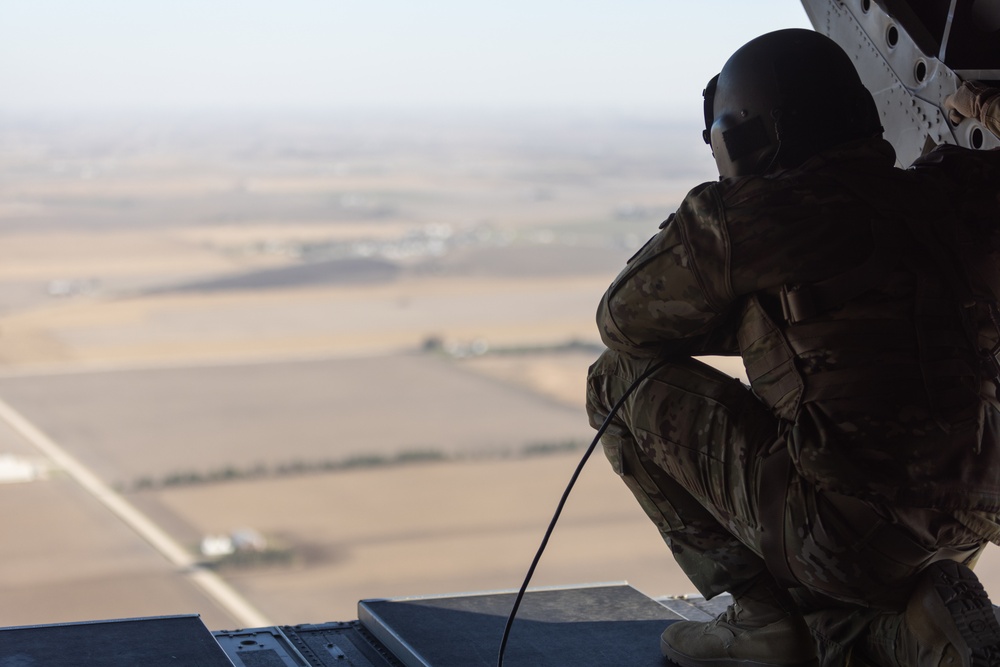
[{"x1": 495, "y1": 357, "x2": 670, "y2": 667}]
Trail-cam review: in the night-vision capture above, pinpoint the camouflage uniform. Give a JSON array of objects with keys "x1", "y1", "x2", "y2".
[{"x1": 585, "y1": 138, "x2": 1000, "y2": 665}]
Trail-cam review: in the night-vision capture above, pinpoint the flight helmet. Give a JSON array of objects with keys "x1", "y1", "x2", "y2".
[{"x1": 703, "y1": 28, "x2": 883, "y2": 178}]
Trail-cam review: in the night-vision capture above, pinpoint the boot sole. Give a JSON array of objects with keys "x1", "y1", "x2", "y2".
[
  {"x1": 919, "y1": 560, "x2": 1000, "y2": 667},
  {"x1": 660, "y1": 638, "x2": 818, "y2": 667}
]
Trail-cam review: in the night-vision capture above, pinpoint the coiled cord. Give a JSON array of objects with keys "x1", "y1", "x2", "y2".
[{"x1": 496, "y1": 357, "x2": 670, "y2": 667}]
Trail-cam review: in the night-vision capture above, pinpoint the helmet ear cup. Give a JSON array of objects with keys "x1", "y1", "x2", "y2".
[
  {"x1": 709, "y1": 110, "x2": 780, "y2": 178},
  {"x1": 704, "y1": 64, "x2": 787, "y2": 176},
  {"x1": 722, "y1": 116, "x2": 771, "y2": 165}
]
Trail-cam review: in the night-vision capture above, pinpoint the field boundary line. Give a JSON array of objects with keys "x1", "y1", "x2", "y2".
[{"x1": 0, "y1": 396, "x2": 272, "y2": 629}]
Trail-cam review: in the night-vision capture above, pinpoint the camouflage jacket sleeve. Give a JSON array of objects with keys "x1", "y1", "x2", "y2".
[{"x1": 597, "y1": 182, "x2": 740, "y2": 357}]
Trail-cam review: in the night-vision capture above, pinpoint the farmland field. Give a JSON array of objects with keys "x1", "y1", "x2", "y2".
[{"x1": 1, "y1": 113, "x2": 996, "y2": 631}]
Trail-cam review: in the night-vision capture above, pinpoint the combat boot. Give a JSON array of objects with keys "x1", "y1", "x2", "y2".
[
  {"x1": 857, "y1": 560, "x2": 1000, "y2": 667},
  {"x1": 660, "y1": 597, "x2": 817, "y2": 667}
]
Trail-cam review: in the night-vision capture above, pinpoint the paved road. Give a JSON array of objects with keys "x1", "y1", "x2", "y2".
[{"x1": 0, "y1": 396, "x2": 269, "y2": 629}]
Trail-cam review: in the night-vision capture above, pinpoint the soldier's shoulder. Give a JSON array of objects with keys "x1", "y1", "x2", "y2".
[{"x1": 674, "y1": 180, "x2": 728, "y2": 228}]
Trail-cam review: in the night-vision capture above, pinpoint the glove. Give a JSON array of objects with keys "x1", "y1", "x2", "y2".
[{"x1": 945, "y1": 81, "x2": 1000, "y2": 125}]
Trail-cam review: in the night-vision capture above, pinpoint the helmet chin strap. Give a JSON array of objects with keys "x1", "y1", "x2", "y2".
[
  {"x1": 754, "y1": 145, "x2": 782, "y2": 176},
  {"x1": 759, "y1": 109, "x2": 785, "y2": 175}
]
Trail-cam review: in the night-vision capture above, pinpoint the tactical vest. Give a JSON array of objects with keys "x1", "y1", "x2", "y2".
[
  {"x1": 738, "y1": 178, "x2": 1000, "y2": 428},
  {"x1": 742, "y1": 232, "x2": 989, "y2": 417},
  {"x1": 730, "y1": 145, "x2": 1000, "y2": 508}
]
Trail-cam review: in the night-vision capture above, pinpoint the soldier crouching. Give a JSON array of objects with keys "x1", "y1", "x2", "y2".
[{"x1": 587, "y1": 29, "x2": 1000, "y2": 667}]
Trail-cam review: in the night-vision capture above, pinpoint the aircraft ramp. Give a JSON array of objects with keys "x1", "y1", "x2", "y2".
[{"x1": 0, "y1": 584, "x2": 729, "y2": 667}]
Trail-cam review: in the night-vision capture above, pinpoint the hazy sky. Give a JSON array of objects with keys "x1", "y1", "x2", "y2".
[{"x1": 0, "y1": 1, "x2": 811, "y2": 116}]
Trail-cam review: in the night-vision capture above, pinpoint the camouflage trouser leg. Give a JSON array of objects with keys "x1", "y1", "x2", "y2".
[
  {"x1": 586, "y1": 350, "x2": 777, "y2": 599},
  {"x1": 585, "y1": 349, "x2": 988, "y2": 666}
]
